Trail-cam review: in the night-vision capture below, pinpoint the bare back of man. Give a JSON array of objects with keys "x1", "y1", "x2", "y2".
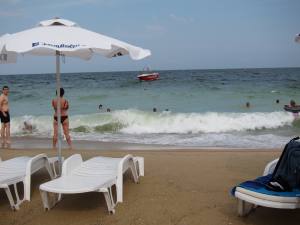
[{"x1": 0, "y1": 86, "x2": 10, "y2": 148}]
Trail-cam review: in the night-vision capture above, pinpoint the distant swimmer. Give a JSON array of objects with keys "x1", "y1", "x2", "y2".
[
  {"x1": 106, "y1": 108, "x2": 111, "y2": 112},
  {"x1": 99, "y1": 104, "x2": 103, "y2": 110},
  {"x1": 246, "y1": 102, "x2": 250, "y2": 108},
  {"x1": 153, "y1": 107, "x2": 157, "y2": 112},
  {"x1": 284, "y1": 99, "x2": 300, "y2": 119},
  {"x1": 291, "y1": 100, "x2": 299, "y2": 119},
  {"x1": 290, "y1": 99, "x2": 296, "y2": 107},
  {"x1": 276, "y1": 99, "x2": 280, "y2": 104}
]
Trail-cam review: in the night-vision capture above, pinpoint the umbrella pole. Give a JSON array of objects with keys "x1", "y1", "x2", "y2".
[{"x1": 56, "y1": 50, "x2": 62, "y2": 176}]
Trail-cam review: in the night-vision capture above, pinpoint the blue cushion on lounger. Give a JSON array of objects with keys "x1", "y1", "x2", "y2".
[{"x1": 232, "y1": 174, "x2": 300, "y2": 198}]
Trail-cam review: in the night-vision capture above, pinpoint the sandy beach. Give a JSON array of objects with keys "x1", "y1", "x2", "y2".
[{"x1": 1, "y1": 141, "x2": 300, "y2": 225}]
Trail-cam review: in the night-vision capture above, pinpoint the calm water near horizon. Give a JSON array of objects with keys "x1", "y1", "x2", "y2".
[{"x1": 1, "y1": 67, "x2": 300, "y2": 149}]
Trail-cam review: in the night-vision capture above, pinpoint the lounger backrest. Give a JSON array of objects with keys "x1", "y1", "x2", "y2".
[
  {"x1": 263, "y1": 158, "x2": 279, "y2": 176},
  {"x1": 62, "y1": 154, "x2": 83, "y2": 176}
]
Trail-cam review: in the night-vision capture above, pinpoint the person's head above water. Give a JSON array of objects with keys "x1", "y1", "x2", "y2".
[
  {"x1": 276, "y1": 99, "x2": 280, "y2": 104},
  {"x1": 290, "y1": 100, "x2": 296, "y2": 107},
  {"x1": 55, "y1": 88, "x2": 65, "y2": 97},
  {"x1": 246, "y1": 102, "x2": 250, "y2": 108},
  {"x1": 153, "y1": 107, "x2": 157, "y2": 112}
]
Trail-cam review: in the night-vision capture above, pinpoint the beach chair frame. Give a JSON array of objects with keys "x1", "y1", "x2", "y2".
[
  {"x1": 233, "y1": 158, "x2": 300, "y2": 216},
  {"x1": 40, "y1": 154, "x2": 142, "y2": 214},
  {"x1": 0, "y1": 154, "x2": 54, "y2": 210}
]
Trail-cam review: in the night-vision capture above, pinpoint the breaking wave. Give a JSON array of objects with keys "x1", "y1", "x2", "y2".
[{"x1": 11, "y1": 109, "x2": 294, "y2": 136}]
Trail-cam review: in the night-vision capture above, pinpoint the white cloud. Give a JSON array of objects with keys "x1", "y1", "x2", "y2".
[{"x1": 169, "y1": 14, "x2": 194, "y2": 24}]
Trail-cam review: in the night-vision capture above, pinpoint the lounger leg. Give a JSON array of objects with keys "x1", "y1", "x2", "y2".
[
  {"x1": 4, "y1": 186, "x2": 18, "y2": 210},
  {"x1": 40, "y1": 190, "x2": 60, "y2": 210},
  {"x1": 237, "y1": 199, "x2": 254, "y2": 216},
  {"x1": 52, "y1": 162, "x2": 58, "y2": 178},
  {"x1": 45, "y1": 161, "x2": 55, "y2": 179},
  {"x1": 102, "y1": 187, "x2": 116, "y2": 214},
  {"x1": 14, "y1": 183, "x2": 21, "y2": 205},
  {"x1": 58, "y1": 193, "x2": 62, "y2": 201},
  {"x1": 40, "y1": 190, "x2": 50, "y2": 210},
  {"x1": 4, "y1": 181, "x2": 27, "y2": 210}
]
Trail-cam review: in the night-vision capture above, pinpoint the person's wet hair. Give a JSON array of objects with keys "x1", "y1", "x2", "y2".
[
  {"x1": 290, "y1": 100, "x2": 296, "y2": 107},
  {"x1": 56, "y1": 88, "x2": 65, "y2": 97},
  {"x1": 2, "y1": 86, "x2": 9, "y2": 90}
]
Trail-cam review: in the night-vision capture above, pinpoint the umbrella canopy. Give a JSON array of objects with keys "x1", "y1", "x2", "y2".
[
  {"x1": 0, "y1": 34, "x2": 17, "y2": 63},
  {"x1": 0, "y1": 18, "x2": 151, "y2": 174},
  {"x1": 1, "y1": 18, "x2": 150, "y2": 60}
]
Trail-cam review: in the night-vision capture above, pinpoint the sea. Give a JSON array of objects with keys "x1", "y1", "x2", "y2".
[{"x1": 2, "y1": 67, "x2": 300, "y2": 149}]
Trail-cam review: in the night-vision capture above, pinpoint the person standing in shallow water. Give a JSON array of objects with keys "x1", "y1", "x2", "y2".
[
  {"x1": 0, "y1": 86, "x2": 10, "y2": 148},
  {"x1": 289, "y1": 99, "x2": 299, "y2": 119},
  {"x1": 52, "y1": 88, "x2": 72, "y2": 149}
]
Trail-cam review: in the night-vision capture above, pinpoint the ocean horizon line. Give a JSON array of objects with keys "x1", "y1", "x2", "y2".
[{"x1": 1, "y1": 66, "x2": 300, "y2": 76}]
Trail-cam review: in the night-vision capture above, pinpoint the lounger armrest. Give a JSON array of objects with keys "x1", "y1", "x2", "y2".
[
  {"x1": 62, "y1": 154, "x2": 83, "y2": 176},
  {"x1": 116, "y1": 154, "x2": 138, "y2": 203},
  {"x1": 25, "y1": 154, "x2": 53, "y2": 201},
  {"x1": 26, "y1": 154, "x2": 50, "y2": 175},
  {"x1": 263, "y1": 158, "x2": 279, "y2": 176}
]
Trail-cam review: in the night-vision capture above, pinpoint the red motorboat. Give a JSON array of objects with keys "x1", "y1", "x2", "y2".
[{"x1": 137, "y1": 72, "x2": 159, "y2": 81}]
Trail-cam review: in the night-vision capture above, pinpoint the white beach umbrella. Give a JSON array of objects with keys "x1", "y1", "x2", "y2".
[
  {"x1": 0, "y1": 18, "x2": 151, "y2": 174},
  {"x1": 295, "y1": 33, "x2": 300, "y2": 43},
  {"x1": 0, "y1": 34, "x2": 17, "y2": 63}
]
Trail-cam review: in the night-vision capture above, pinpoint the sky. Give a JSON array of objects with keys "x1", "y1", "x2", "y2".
[{"x1": 0, "y1": 0, "x2": 300, "y2": 75}]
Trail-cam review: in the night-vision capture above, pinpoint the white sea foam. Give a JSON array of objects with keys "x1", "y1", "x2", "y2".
[
  {"x1": 10, "y1": 109, "x2": 294, "y2": 135},
  {"x1": 115, "y1": 110, "x2": 294, "y2": 134},
  {"x1": 9, "y1": 109, "x2": 295, "y2": 148}
]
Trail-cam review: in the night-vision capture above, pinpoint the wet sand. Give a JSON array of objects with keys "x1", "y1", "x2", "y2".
[{"x1": 1, "y1": 142, "x2": 300, "y2": 225}]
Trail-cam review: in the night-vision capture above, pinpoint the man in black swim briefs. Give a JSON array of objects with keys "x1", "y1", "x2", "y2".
[
  {"x1": 0, "y1": 86, "x2": 10, "y2": 148},
  {"x1": 0, "y1": 111, "x2": 10, "y2": 123}
]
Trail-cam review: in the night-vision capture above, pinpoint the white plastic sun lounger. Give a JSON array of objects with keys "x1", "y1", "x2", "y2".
[
  {"x1": 39, "y1": 154, "x2": 143, "y2": 214},
  {"x1": 232, "y1": 158, "x2": 300, "y2": 216},
  {"x1": 0, "y1": 154, "x2": 55, "y2": 210}
]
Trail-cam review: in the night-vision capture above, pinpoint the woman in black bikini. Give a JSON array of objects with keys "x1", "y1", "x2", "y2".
[{"x1": 52, "y1": 88, "x2": 72, "y2": 149}]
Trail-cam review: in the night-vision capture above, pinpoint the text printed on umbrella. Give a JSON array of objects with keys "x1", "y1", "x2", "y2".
[{"x1": 32, "y1": 42, "x2": 82, "y2": 49}]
